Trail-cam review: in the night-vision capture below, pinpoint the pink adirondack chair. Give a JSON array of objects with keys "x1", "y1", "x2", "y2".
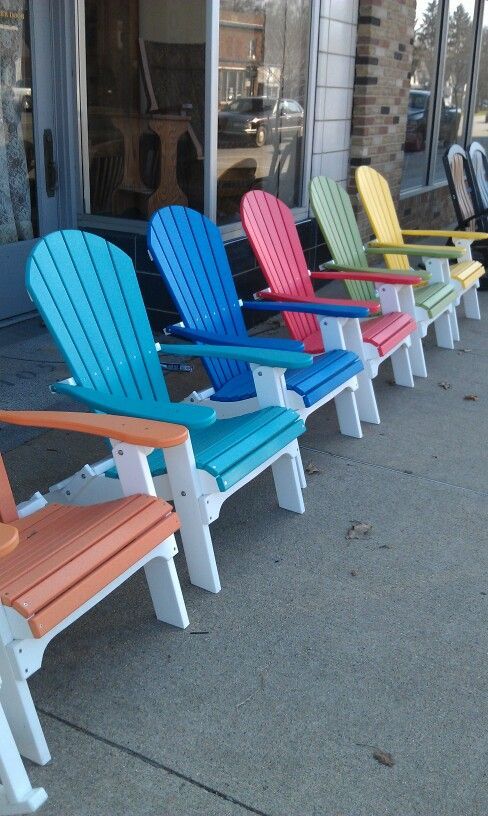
[{"x1": 241, "y1": 190, "x2": 422, "y2": 424}]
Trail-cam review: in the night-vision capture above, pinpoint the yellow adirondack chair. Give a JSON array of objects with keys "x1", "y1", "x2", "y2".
[{"x1": 356, "y1": 165, "x2": 488, "y2": 345}]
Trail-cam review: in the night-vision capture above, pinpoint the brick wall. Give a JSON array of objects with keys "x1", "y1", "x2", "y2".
[{"x1": 348, "y1": 0, "x2": 458, "y2": 239}]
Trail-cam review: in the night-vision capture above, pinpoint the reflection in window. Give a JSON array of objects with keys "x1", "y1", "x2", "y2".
[
  {"x1": 401, "y1": 0, "x2": 442, "y2": 191},
  {"x1": 217, "y1": 0, "x2": 311, "y2": 225},
  {"x1": 434, "y1": 0, "x2": 475, "y2": 180},
  {"x1": 84, "y1": 0, "x2": 205, "y2": 219},
  {"x1": 471, "y1": 0, "x2": 488, "y2": 152},
  {"x1": 0, "y1": 0, "x2": 37, "y2": 244}
]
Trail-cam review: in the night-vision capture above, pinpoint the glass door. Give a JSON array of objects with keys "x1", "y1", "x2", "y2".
[{"x1": 0, "y1": 0, "x2": 62, "y2": 322}]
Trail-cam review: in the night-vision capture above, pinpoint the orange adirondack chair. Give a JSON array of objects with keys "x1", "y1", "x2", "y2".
[{"x1": 0, "y1": 411, "x2": 189, "y2": 770}]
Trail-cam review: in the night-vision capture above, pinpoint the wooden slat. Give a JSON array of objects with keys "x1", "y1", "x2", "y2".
[
  {"x1": 360, "y1": 312, "x2": 416, "y2": 356},
  {"x1": 450, "y1": 260, "x2": 484, "y2": 289},
  {"x1": 28, "y1": 512, "x2": 180, "y2": 637},
  {"x1": 0, "y1": 454, "x2": 18, "y2": 523},
  {"x1": 0, "y1": 496, "x2": 171, "y2": 605},
  {"x1": 9, "y1": 501, "x2": 172, "y2": 617},
  {"x1": 355, "y1": 167, "x2": 411, "y2": 271}
]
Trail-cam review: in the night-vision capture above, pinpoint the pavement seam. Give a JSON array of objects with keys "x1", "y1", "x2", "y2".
[
  {"x1": 38, "y1": 708, "x2": 273, "y2": 816},
  {"x1": 301, "y1": 444, "x2": 488, "y2": 497}
]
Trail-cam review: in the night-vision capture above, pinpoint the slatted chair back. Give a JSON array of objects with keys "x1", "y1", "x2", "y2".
[
  {"x1": 148, "y1": 206, "x2": 251, "y2": 393},
  {"x1": 26, "y1": 230, "x2": 169, "y2": 404},
  {"x1": 443, "y1": 144, "x2": 482, "y2": 231},
  {"x1": 309, "y1": 175, "x2": 376, "y2": 301},
  {"x1": 355, "y1": 166, "x2": 411, "y2": 271},
  {"x1": 240, "y1": 190, "x2": 319, "y2": 345},
  {"x1": 468, "y1": 141, "x2": 488, "y2": 209}
]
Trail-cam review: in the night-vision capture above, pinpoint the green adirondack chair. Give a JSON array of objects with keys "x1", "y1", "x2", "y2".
[
  {"x1": 310, "y1": 175, "x2": 458, "y2": 376},
  {"x1": 26, "y1": 230, "x2": 312, "y2": 595}
]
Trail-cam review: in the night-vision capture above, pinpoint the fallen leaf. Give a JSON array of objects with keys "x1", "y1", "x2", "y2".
[
  {"x1": 438, "y1": 381, "x2": 451, "y2": 390},
  {"x1": 378, "y1": 544, "x2": 391, "y2": 549},
  {"x1": 372, "y1": 749, "x2": 395, "y2": 767},
  {"x1": 350, "y1": 569, "x2": 358, "y2": 577},
  {"x1": 305, "y1": 461, "x2": 321, "y2": 475},
  {"x1": 464, "y1": 394, "x2": 478, "y2": 401},
  {"x1": 459, "y1": 347, "x2": 472, "y2": 353},
  {"x1": 386, "y1": 379, "x2": 395, "y2": 386},
  {"x1": 346, "y1": 521, "x2": 372, "y2": 540}
]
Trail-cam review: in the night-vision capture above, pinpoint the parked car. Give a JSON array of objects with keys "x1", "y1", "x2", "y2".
[
  {"x1": 218, "y1": 96, "x2": 304, "y2": 147},
  {"x1": 405, "y1": 89, "x2": 460, "y2": 152}
]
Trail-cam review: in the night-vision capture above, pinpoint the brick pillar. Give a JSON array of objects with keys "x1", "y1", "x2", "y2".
[{"x1": 348, "y1": 0, "x2": 416, "y2": 235}]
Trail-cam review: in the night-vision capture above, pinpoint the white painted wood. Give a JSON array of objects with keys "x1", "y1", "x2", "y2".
[
  {"x1": 408, "y1": 330, "x2": 428, "y2": 378},
  {"x1": 449, "y1": 305, "x2": 460, "y2": 342},
  {"x1": 434, "y1": 309, "x2": 455, "y2": 349},
  {"x1": 390, "y1": 344, "x2": 414, "y2": 388},
  {"x1": 143, "y1": 536, "x2": 189, "y2": 629},
  {"x1": 463, "y1": 283, "x2": 481, "y2": 319},
  {"x1": 163, "y1": 439, "x2": 221, "y2": 594},
  {"x1": 250, "y1": 364, "x2": 287, "y2": 408},
  {"x1": 334, "y1": 386, "x2": 362, "y2": 438},
  {"x1": 0, "y1": 680, "x2": 47, "y2": 815},
  {"x1": 270, "y1": 441, "x2": 305, "y2": 515}
]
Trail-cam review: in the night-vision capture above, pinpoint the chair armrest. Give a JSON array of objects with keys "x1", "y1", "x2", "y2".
[
  {"x1": 401, "y1": 229, "x2": 488, "y2": 242},
  {"x1": 0, "y1": 523, "x2": 19, "y2": 557},
  {"x1": 248, "y1": 293, "x2": 377, "y2": 316},
  {"x1": 0, "y1": 409, "x2": 190, "y2": 449},
  {"x1": 366, "y1": 242, "x2": 463, "y2": 259},
  {"x1": 167, "y1": 324, "x2": 305, "y2": 352},
  {"x1": 161, "y1": 342, "x2": 313, "y2": 370},
  {"x1": 320, "y1": 261, "x2": 432, "y2": 283},
  {"x1": 50, "y1": 384, "x2": 217, "y2": 430},
  {"x1": 311, "y1": 268, "x2": 423, "y2": 285}
]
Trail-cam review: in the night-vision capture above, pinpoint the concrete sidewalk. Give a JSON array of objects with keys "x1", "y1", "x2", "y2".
[{"x1": 3, "y1": 296, "x2": 488, "y2": 816}]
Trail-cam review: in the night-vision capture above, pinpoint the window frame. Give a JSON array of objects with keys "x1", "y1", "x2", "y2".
[
  {"x1": 401, "y1": 0, "x2": 486, "y2": 198},
  {"x1": 74, "y1": 0, "x2": 319, "y2": 237}
]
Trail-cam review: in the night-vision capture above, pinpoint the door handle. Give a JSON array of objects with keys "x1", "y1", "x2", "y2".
[{"x1": 43, "y1": 129, "x2": 57, "y2": 197}]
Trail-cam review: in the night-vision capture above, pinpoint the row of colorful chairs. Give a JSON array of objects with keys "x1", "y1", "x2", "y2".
[{"x1": 1, "y1": 166, "x2": 486, "y2": 813}]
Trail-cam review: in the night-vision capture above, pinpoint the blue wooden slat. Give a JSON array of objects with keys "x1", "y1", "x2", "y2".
[{"x1": 148, "y1": 207, "x2": 249, "y2": 389}]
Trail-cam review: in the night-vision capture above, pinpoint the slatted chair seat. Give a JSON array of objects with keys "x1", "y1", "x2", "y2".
[
  {"x1": 359, "y1": 312, "x2": 417, "y2": 356},
  {"x1": 0, "y1": 494, "x2": 179, "y2": 637},
  {"x1": 413, "y1": 281, "x2": 459, "y2": 318},
  {"x1": 107, "y1": 406, "x2": 305, "y2": 491},
  {"x1": 450, "y1": 259, "x2": 484, "y2": 289},
  {"x1": 209, "y1": 349, "x2": 363, "y2": 407}
]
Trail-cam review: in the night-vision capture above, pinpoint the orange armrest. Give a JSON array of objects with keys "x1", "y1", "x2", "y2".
[
  {"x1": 0, "y1": 411, "x2": 189, "y2": 449},
  {"x1": 0, "y1": 523, "x2": 19, "y2": 557},
  {"x1": 311, "y1": 270, "x2": 422, "y2": 285}
]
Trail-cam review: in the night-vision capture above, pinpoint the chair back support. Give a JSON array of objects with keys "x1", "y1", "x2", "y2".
[
  {"x1": 443, "y1": 144, "x2": 482, "y2": 231},
  {"x1": 355, "y1": 166, "x2": 411, "y2": 271},
  {"x1": 26, "y1": 230, "x2": 169, "y2": 403},
  {"x1": 240, "y1": 190, "x2": 319, "y2": 345},
  {"x1": 148, "y1": 206, "x2": 249, "y2": 392},
  {"x1": 309, "y1": 175, "x2": 376, "y2": 301},
  {"x1": 468, "y1": 141, "x2": 488, "y2": 209}
]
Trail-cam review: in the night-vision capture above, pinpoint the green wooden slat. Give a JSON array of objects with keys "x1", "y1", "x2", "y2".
[{"x1": 414, "y1": 283, "x2": 458, "y2": 318}]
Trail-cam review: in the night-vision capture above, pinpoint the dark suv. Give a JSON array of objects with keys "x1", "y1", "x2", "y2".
[
  {"x1": 405, "y1": 89, "x2": 460, "y2": 152},
  {"x1": 218, "y1": 96, "x2": 304, "y2": 147}
]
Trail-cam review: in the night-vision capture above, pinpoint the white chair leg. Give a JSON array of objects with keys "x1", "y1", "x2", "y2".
[
  {"x1": 449, "y1": 305, "x2": 460, "y2": 341},
  {"x1": 409, "y1": 332, "x2": 428, "y2": 378},
  {"x1": 296, "y1": 451, "x2": 307, "y2": 489},
  {"x1": 433, "y1": 310, "x2": 454, "y2": 349},
  {"x1": 355, "y1": 372, "x2": 380, "y2": 424},
  {"x1": 144, "y1": 541, "x2": 189, "y2": 629},
  {"x1": 271, "y1": 443, "x2": 305, "y2": 514},
  {"x1": 0, "y1": 642, "x2": 50, "y2": 766},
  {"x1": 0, "y1": 696, "x2": 47, "y2": 815},
  {"x1": 164, "y1": 441, "x2": 221, "y2": 594},
  {"x1": 334, "y1": 388, "x2": 362, "y2": 438},
  {"x1": 390, "y1": 344, "x2": 414, "y2": 388},
  {"x1": 463, "y1": 285, "x2": 481, "y2": 319}
]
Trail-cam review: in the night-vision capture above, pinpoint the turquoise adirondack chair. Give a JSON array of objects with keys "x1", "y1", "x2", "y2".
[
  {"x1": 309, "y1": 175, "x2": 429, "y2": 378},
  {"x1": 26, "y1": 230, "x2": 313, "y2": 594},
  {"x1": 0, "y1": 527, "x2": 47, "y2": 815},
  {"x1": 148, "y1": 205, "x2": 370, "y2": 439}
]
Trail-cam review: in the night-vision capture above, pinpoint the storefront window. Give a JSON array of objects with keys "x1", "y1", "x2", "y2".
[
  {"x1": 470, "y1": 0, "x2": 488, "y2": 151},
  {"x1": 401, "y1": 0, "x2": 442, "y2": 191},
  {"x1": 434, "y1": 0, "x2": 476, "y2": 180},
  {"x1": 84, "y1": 0, "x2": 205, "y2": 218},
  {"x1": 217, "y1": 0, "x2": 311, "y2": 225}
]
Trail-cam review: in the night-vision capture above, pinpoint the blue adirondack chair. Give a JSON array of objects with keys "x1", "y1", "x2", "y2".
[
  {"x1": 147, "y1": 205, "x2": 370, "y2": 438},
  {"x1": 26, "y1": 230, "x2": 314, "y2": 594}
]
